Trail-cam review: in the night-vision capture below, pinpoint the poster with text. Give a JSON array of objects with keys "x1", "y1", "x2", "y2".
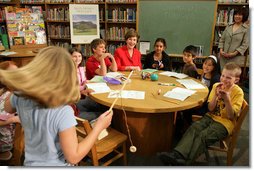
[{"x1": 69, "y1": 4, "x2": 99, "y2": 44}]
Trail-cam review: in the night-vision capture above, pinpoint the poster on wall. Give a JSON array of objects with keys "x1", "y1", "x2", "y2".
[{"x1": 69, "y1": 4, "x2": 100, "y2": 44}]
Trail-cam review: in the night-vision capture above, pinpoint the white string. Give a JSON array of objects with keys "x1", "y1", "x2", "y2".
[
  {"x1": 109, "y1": 70, "x2": 133, "y2": 112},
  {"x1": 108, "y1": 70, "x2": 136, "y2": 152},
  {"x1": 120, "y1": 93, "x2": 134, "y2": 148}
]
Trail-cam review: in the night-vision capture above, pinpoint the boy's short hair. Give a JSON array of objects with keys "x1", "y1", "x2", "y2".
[
  {"x1": 183, "y1": 45, "x2": 197, "y2": 57},
  {"x1": 224, "y1": 62, "x2": 242, "y2": 78},
  {"x1": 124, "y1": 28, "x2": 140, "y2": 41},
  {"x1": 90, "y1": 38, "x2": 106, "y2": 53}
]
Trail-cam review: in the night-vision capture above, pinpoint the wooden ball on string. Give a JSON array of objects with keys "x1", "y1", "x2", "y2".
[{"x1": 129, "y1": 145, "x2": 137, "y2": 153}]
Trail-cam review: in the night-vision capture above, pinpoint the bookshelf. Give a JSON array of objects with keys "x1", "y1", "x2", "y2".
[
  {"x1": 44, "y1": 1, "x2": 71, "y2": 49},
  {"x1": 212, "y1": 0, "x2": 249, "y2": 55},
  {"x1": 105, "y1": 0, "x2": 137, "y2": 54},
  {"x1": 0, "y1": 0, "x2": 138, "y2": 57},
  {"x1": 0, "y1": 0, "x2": 18, "y2": 50}
]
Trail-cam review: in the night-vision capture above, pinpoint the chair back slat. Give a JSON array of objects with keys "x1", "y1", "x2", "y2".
[
  {"x1": 232, "y1": 100, "x2": 248, "y2": 135},
  {"x1": 75, "y1": 116, "x2": 127, "y2": 166}
]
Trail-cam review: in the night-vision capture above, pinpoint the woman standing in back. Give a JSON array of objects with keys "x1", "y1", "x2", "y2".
[{"x1": 219, "y1": 7, "x2": 249, "y2": 69}]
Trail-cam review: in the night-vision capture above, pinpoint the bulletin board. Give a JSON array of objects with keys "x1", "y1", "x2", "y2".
[{"x1": 138, "y1": 0, "x2": 217, "y2": 56}]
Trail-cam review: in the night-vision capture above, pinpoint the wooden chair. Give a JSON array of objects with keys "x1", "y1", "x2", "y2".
[
  {"x1": 197, "y1": 68, "x2": 203, "y2": 77},
  {"x1": 8, "y1": 123, "x2": 25, "y2": 166},
  {"x1": 75, "y1": 117, "x2": 127, "y2": 166},
  {"x1": 192, "y1": 99, "x2": 249, "y2": 165}
]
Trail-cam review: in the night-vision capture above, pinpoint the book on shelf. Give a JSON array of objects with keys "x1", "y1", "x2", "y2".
[
  {"x1": 218, "y1": 0, "x2": 247, "y2": 3},
  {"x1": 20, "y1": 0, "x2": 45, "y2": 3},
  {"x1": 217, "y1": 8, "x2": 235, "y2": 25},
  {"x1": 4, "y1": 6, "x2": 47, "y2": 47}
]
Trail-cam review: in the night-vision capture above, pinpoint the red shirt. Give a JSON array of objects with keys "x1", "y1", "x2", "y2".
[
  {"x1": 114, "y1": 45, "x2": 142, "y2": 71},
  {"x1": 86, "y1": 55, "x2": 112, "y2": 80}
]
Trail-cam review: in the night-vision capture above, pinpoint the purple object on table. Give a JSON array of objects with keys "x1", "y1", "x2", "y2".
[{"x1": 103, "y1": 76, "x2": 122, "y2": 85}]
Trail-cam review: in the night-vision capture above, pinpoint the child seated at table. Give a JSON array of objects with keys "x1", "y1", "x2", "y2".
[
  {"x1": 69, "y1": 47, "x2": 107, "y2": 122},
  {"x1": 182, "y1": 45, "x2": 198, "y2": 79},
  {"x1": 144, "y1": 38, "x2": 172, "y2": 71},
  {"x1": 86, "y1": 38, "x2": 117, "y2": 80},
  {"x1": 158, "y1": 62, "x2": 244, "y2": 166}
]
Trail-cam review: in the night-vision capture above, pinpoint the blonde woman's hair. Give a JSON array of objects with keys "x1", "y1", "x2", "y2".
[{"x1": 0, "y1": 46, "x2": 80, "y2": 107}]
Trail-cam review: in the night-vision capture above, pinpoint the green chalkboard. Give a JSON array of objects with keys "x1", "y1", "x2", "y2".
[{"x1": 138, "y1": 0, "x2": 216, "y2": 56}]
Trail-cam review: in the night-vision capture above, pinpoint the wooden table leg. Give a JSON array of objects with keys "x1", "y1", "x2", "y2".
[{"x1": 112, "y1": 109, "x2": 174, "y2": 156}]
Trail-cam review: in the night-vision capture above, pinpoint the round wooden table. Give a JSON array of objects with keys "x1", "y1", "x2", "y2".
[{"x1": 90, "y1": 71, "x2": 209, "y2": 156}]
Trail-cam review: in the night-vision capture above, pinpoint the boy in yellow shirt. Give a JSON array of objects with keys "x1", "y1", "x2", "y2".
[{"x1": 158, "y1": 62, "x2": 244, "y2": 165}]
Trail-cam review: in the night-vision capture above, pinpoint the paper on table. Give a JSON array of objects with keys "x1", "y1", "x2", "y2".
[
  {"x1": 106, "y1": 72, "x2": 124, "y2": 78},
  {"x1": 108, "y1": 90, "x2": 145, "y2": 100},
  {"x1": 163, "y1": 87, "x2": 196, "y2": 101},
  {"x1": 0, "y1": 51, "x2": 17, "y2": 56},
  {"x1": 176, "y1": 79, "x2": 206, "y2": 89},
  {"x1": 86, "y1": 82, "x2": 111, "y2": 94},
  {"x1": 159, "y1": 71, "x2": 188, "y2": 79},
  {"x1": 141, "y1": 68, "x2": 158, "y2": 74},
  {"x1": 90, "y1": 76, "x2": 105, "y2": 83}
]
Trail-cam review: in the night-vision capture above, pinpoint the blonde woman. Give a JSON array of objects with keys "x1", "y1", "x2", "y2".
[{"x1": 1, "y1": 46, "x2": 112, "y2": 166}]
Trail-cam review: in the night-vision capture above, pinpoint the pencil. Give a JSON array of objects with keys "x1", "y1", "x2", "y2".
[{"x1": 158, "y1": 89, "x2": 161, "y2": 95}]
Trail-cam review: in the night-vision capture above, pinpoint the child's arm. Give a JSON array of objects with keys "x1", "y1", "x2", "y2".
[
  {"x1": 94, "y1": 53, "x2": 109, "y2": 76},
  {"x1": 208, "y1": 84, "x2": 221, "y2": 112},
  {"x1": 4, "y1": 93, "x2": 16, "y2": 114},
  {"x1": 208, "y1": 93, "x2": 218, "y2": 112},
  {"x1": 108, "y1": 54, "x2": 117, "y2": 72},
  {"x1": 218, "y1": 89, "x2": 234, "y2": 120},
  {"x1": 0, "y1": 115, "x2": 20, "y2": 126},
  {"x1": 59, "y1": 110, "x2": 113, "y2": 165}
]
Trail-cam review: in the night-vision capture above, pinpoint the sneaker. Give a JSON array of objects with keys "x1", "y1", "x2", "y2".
[
  {"x1": 157, "y1": 151, "x2": 186, "y2": 166},
  {"x1": 157, "y1": 152, "x2": 172, "y2": 166},
  {"x1": 0, "y1": 151, "x2": 12, "y2": 161}
]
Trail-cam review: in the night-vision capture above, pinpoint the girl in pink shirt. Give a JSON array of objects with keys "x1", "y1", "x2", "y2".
[{"x1": 69, "y1": 47, "x2": 87, "y2": 92}]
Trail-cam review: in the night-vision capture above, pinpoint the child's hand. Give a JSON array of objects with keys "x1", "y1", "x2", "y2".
[
  {"x1": 216, "y1": 83, "x2": 224, "y2": 99},
  {"x1": 81, "y1": 89, "x2": 94, "y2": 96},
  {"x1": 218, "y1": 89, "x2": 230, "y2": 101},
  {"x1": 94, "y1": 110, "x2": 113, "y2": 131},
  {"x1": 152, "y1": 64, "x2": 159, "y2": 69},
  {"x1": 159, "y1": 63, "x2": 164, "y2": 69},
  {"x1": 101, "y1": 53, "x2": 112, "y2": 59},
  {"x1": 107, "y1": 53, "x2": 114, "y2": 60},
  {"x1": 6, "y1": 115, "x2": 20, "y2": 124}
]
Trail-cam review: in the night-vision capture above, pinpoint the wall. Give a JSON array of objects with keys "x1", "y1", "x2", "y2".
[{"x1": 138, "y1": 0, "x2": 217, "y2": 55}]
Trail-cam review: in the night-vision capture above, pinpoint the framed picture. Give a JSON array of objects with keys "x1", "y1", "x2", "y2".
[
  {"x1": 139, "y1": 41, "x2": 151, "y2": 55},
  {"x1": 69, "y1": 4, "x2": 100, "y2": 44},
  {"x1": 12, "y1": 37, "x2": 25, "y2": 45}
]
